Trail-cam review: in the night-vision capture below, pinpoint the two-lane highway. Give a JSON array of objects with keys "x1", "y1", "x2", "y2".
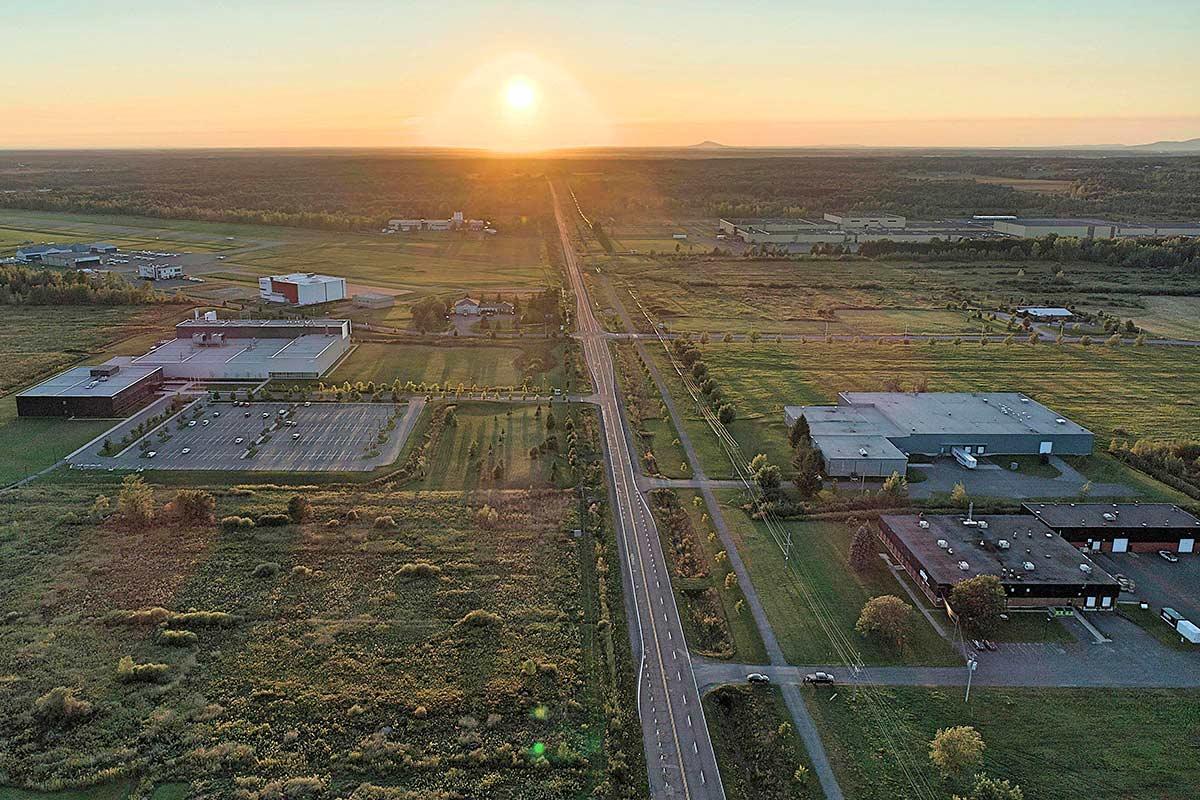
[{"x1": 550, "y1": 181, "x2": 725, "y2": 799}]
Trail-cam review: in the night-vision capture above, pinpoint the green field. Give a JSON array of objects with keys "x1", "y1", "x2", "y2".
[
  {"x1": 703, "y1": 686, "x2": 817, "y2": 800},
  {"x1": 329, "y1": 341, "x2": 566, "y2": 391},
  {"x1": 810, "y1": 686, "x2": 1200, "y2": 800},
  {"x1": 0, "y1": 482, "x2": 637, "y2": 798},
  {"x1": 656, "y1": 340, "x2": 1200, "y2": 480},
  {"x1": 1135, "y1": 295, "x2": 1200, "y2": 339},
  {"x1": 0, "y1": 398, "x2": 112, "y2": 486}
]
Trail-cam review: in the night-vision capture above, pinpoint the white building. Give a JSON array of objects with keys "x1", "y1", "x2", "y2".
[
  {"x1": 388, "y1": 211, "x2": 487, "y2": 232},
  {"x1": 259, "y1": 273, "x2": 347, "y2": 306},
  {"x1": 138, "y1": 263, "x2": 183, "y2": 281},
  {"x1": 823, "y1": 212, "x2": 907, "y2": 229}
]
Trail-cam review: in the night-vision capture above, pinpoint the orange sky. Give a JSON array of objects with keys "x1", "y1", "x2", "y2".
[{"x1": 2, "y1": 1, "x2": 1198, "y2": 149}]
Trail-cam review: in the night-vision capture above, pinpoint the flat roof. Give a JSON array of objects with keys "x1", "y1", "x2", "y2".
[
  {"x1": 1024, "y1": 503, "x2": 1200, "y2": 531},
  {"x1": 1017, "y1": 307, "x2": 1072, "y2": 315},
  {"x1": 19, "y1": 364, "x2": 161, "y2": 398},
  {"x1": 270, "y1": 272, "x2": 344, "y2": 285},
  {"x1": 131, "y1": 335, "x2": 341, "y2": 371},
  {"x1": 176, "y1": 318, "x2": 348, "y2": 331},
  {"x1": 883, "y1": 514, "x2": 1119, "y2": 588},
  {"x1": 1002, "y1": 217, "x2": 1200, "y2": 229},
  {"x1": 807, "y1": 433, "x2": 907, "y2": 462},
  {"x1": 837, "y1": 392, "x2": 1092, "y2": 438}
]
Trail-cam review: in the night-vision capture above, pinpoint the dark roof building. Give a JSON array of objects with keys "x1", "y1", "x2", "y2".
[
  {"x1": 17, "y1": 363, "x2": 163, "y2": 418},
  {"x1": 1024, "y1": 502, "x2": 1200, "y2": 554},
  {"x1": 880, "y1": 514, "x2": 1120, "y2": 611}
]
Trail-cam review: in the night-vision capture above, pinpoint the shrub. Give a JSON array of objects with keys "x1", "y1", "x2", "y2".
[
  {"x1": 157, "y1": 628, "x2": 198, "y2": 647},
  {"x1": 256, "y1": 513, "x2": 291, "y2": 527},
  {"x1": 33, "y1": 686, "x2": 93, "y2": 726},
  {"x1": 397, "y1": 562, "x2": 442, "y2": 579},
  {"x1": 412, "y1": 705, "x2": 429, "y2": 719},
  {"x1": 374, "y1": 515, "x2": 396, "y2": 529},
  {"x1": 930, "y1": 725, "x2": 985, "y2": 776},
  {"x1": 174, "y1": 489, "x2": 215, "y2": 523},
  {"x1": 288, "y1": 494, "x2": 312, "y2": 524},
  {"x1": 220, "y1": 515, "x2": 255, "y2": 531},
  {"x1": 458, "y1": 609, "x2": 504, "y2": 628},
  {"x1": 117, "y1": 474, "x2": 155, "y2": 528},
  {"x1": 252, "y1": 561, "x2": 282, "y2": 578},
  {"x1": 117, "y1": 655, "x2": 170, "y2": 683}
]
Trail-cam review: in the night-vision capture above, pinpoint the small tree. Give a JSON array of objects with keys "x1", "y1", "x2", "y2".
[
  {"x1": 930, "y1": 725, "x2": 985, "y2": 777},
  {"x1": 117, "y1": 474, "x2": 154, "y2": 528},
  {"x1": 856, "y1": 594, "x2": 913, "y2": 649},
  {"x1": 90, "y1": 495, "x2": 112, "y2": 520},
  {"x1": 174, "y1": 489, "x2": 215, "y2": 523},
  {"x1": 287, "y1": 494, "x2": 312, "y2": 524},
  {"x1": 717, "y1": 404, "x2": 736, "y2": 425},
  {"x1": 949, "y1": 574, "x2": 1006, "y2": 636},
  {"x1": 881, "y1": 470, "x2": 908, "y2": 497},
  {"x1": 792, "y1": 448, "x2": 823, "y2": 498},
  {"x1": 848, "y1": 524, "x2": 875, "y2": 572},
  {"x1": 950, "y1": 482, "x2": 969, "y2": 508},
  {"x1": 789, "y1": 415, "x2": 811, "y2": 448}
]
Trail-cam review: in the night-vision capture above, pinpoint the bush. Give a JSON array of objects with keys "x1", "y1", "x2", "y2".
[
  {"x1": 33, "y1": 686, "x2": 93, "y2": 726},
  {"x1": 174, "y1": 489, "x2": 215, "y2": 523},
  {"x1": 397, "y1": 562, "x2": 442, "y2": 579},
  {"x1": 374, "y1": 515, "x2": 396, "y2": 529},
  {"x1": 156, "y1": 628, "x2": 198, "y2": 647},
  {"x1": 717, "y1": 404, "x2": 736, "y2": 424},
  {"x1": 117, "y1": 655, "x2": 170, "y2": 683},
  {"x1": 458, "y1": 609, "x2": 504, "y2": 628},
  {"x1": 252, "y1": 562, "x2": 281, "y2": 578},
  {"x1": 220, "y1": 515, "x2": 255, "y2": 531},
  {"x1": 256, "y1": 513, "x2": 291, "y2": 527},
  {"x1": 117, "y1": 474, "x2": 154, "y2": 528},
  {"x1": 288, "y1": 494, "x2": 312, "y2": 524}
]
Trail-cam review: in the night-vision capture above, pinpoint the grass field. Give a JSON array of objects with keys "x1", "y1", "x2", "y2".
[
  {"x1": 329, "y1": 341, "x2": 566, "y2": 391},
  {"x1": 0, "y1": 483, "x2": 634, "y2": 798},
  {"x1": 1134, "y1": 295, "x2": 1200, "y2": 339},
  {"x1": 657, "y1": 340, "x2": 1200, "y2": 480},
  {"x1": 720, "y1": 510, "x2": 960, "y2": 666},
  {"x1": 810, "y1": 686, "x2": 1200, "y2": 800},
  {"x1": 0, "y1": 397, "x2": 112, "y2": 486}
]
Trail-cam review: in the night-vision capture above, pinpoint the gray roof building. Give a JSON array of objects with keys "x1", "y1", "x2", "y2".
[{"x1": 786, "y1": 392, "x2": 1093, "y2": 477}]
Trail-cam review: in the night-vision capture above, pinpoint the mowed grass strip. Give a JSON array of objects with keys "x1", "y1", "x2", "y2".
[{"x1": 809, "y1": 686, "x2": 1200, "y2": 800}]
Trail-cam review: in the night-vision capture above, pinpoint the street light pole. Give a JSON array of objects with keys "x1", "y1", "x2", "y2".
[{"x1": 964, "y1": 657, "x2": 977, "y2": 703}]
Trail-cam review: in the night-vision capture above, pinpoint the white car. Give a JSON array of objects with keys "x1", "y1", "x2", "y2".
[
  {"x1": 262, "y1": 412, "x2": 270, "y2": 419},
  {"x1": 188, "y1": 420, "x2": 197, "y2": 427},
  {"x1": 235, "y1": 437, "x2": 244, "y2": 445},
  {"x1": 213, "y1": 411, "x2": 220, "y2": 417},
  {"x1": 291, "y1": 433, "x2": 301, "y2": 440},
  {"x1": 304, "y1": 401, "x2": 312, "y2": 407},
  {"x1": 146, "y1": 451, "x2": 157, "y2": 458},
  {"x1": 181, "y1": 448, "x2": 191, "y2": 455},
  {"x1": 202, "y1": 420, "x2": 210, "y2": 427},
  {"x1": 746, "y1": 673, "x2": 770, "y2": 684}
]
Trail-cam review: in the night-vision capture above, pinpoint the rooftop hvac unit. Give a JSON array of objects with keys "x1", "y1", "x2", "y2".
[
  {"x1": 1055, "y1": 418, "x2": 1066, "y2": 424},
  {"x1": 858, "y1": 448, "x2": 869, "y2": 457},
  {"x1": 977, "y1": 520, "x2": 989, "y2": 530},
  {"x1": 1023, "y1": 561, "x2": 1036, "y2": 571},
  {"x1": 997, "y1": 539, "x2": 1011, "y2": 549},
  {"x1": 1020, "y1": 397, "x2": 1030, "y2": 403},
  {"x1": 1102, "y1": 513, "x2": 1116, "y2": 521},
  {"x1": 203, "y1": 310, "x2": 217, "y2": 321},
  {"x1": 1079, "y1": 564, "x2": 1093, "y2": 574},
  {"x1": 958, "y1": 561, "x2": 970, "y2": 571},
  {"x1": 936, "y1": 538, "x2": 948, "y2": 549},
  {"x1": 918, "y1": 520, "x2": 931, "y2": 529}
]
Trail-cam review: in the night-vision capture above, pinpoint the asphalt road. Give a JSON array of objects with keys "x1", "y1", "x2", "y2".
[{"x1": 552, "y1": 181, "x2": 725, "y2": 800}]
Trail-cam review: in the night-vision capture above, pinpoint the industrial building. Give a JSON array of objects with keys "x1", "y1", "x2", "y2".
[
  {"x1": 989, "y1": 217, "x2": 1200, "y2": 240},
  {"x1": 880, "y1": 514, "x2": 1121, "y2": 611},
  {"x1": 1024, "y1": 503, "x2": 1200, "y2": 554},
  {"x1": 138, "y1": 263, "x2": 183, "y2": 281},
  {"x1": 15, "y1": 242, "x2": 115, "y2": 263},
  {"x1": 453, "y1": 297, "x2": 515, "y2": 316},
  {"x1": 1016, "y1": 306, "x2": 1073, "y2": 321},
  {"x1": 353, "y1": 292, "x2": 395, "y2": 309},
  {"x1": 16, "y1": 363, "x2": 163, "y2": 418},
  {"x1": 786, "y1": 392, "x2": 1093, "y2": 477},
  {"x1": 717, "y1": 215, "x2": 989, "y2": 247},
  {"x1": 259, "y1": 273, "x2": 347, "y2": 306},
  {"x1": 387, "y1": 211, "x2": 486, "y2": 232}
]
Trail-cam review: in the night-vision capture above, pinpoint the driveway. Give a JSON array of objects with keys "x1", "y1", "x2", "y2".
[
  {"x1": 908, "y1": 455, "x2": 1134, "y2": 500},
  {"x1": 1095, "y1": 550, "x2": 1200, "y2": 622}
]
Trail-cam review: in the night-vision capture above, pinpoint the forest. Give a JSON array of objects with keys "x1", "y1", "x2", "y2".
[
  {"x1": 1, "y1": 150, "x2": 1199, "y2": 233},
  {"x1": 0, "y1": 265, "x2": 174, "y2": 305}
]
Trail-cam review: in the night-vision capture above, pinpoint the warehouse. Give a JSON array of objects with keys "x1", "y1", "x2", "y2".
[
  {"x1": 1024, "y1": 502, "x2": 1200, "y2": 554},
  {"x1": 138, "y1": 263, "x2": 183, "y2": 281},
  {"x1": 880, "y1": 514, "x2": 1121, "y2": 610},
  {"x1": 259, "y1": 273, "x2": 347, "y2": 306},
  {"x1": 353, "y1": 292, "x2": 395, "y2": 309},
  {"x1": 15, "y1": 242, "x2": 115, "y2": 263},
  {"x1": 17, "y1": 363, "x2": 163, "y2": 418},
  {"x1": 717, "y1": 216, "x2": 987, "y2": 247},
  {"x1": 823, "y1": 212, "x2": 906, "y2": 229},
  {"x1": 991, "y1": 217, "x2": 1200, "y2": 240},
  {"x1": 786, "y1": 392, "x2": 1093, "y2": 477}
]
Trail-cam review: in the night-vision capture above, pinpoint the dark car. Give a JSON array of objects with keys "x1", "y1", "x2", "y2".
[
  {"x1": 803, "y1": 672, "x2": 835, "y2": 685},
  {"x1": 746, "y1": 673, "x2": 770, "y2": 684}
]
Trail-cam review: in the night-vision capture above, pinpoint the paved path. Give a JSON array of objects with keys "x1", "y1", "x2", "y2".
[
  {"x1": 601, "y1": 273, "x2": 845, "y2": 800},
  {"x1": 553, "y1": 182, "x2": 726, "y2": 800}
]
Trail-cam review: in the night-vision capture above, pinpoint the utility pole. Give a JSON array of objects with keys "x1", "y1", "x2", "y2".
[{"x1": 964, "y1": 657, "x2": 978, "y2": 703}]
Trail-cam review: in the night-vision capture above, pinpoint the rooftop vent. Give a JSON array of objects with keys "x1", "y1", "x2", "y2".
[
  {"x1": 1023, "y1": 561, "x2": 1036, "y2": 571},
  {"x1": 919, "y1": 520, "x2": 931, "y2": 529},
  {"x1": 1080, "y1": 564, "x2": 1093, "y2": 574},
  {"x1": 1102, "y1": 513, "x2": 1116, "y2": 521},
  {"x1": 936, "y1": 538, "x2": 948, "y2": 549},
  {"x1": 1056, "y1": 418, "x2": 1066, "y2": 424},
  {"x1": 958, "y1": 561, "x2": 970, "y2": 571},
  {"x1": 997, "y1": 539, "x2": 1010, "y2": 550}
]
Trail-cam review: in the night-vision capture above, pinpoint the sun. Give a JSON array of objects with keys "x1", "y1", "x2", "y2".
[{"x1": 504, "y1": 77, "x2": 537, "y2": 111}]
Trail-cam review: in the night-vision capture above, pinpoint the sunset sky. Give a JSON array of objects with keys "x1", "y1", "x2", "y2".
[{"x1": 4, "y1": 0, "x2": 1198, "y2": 150}]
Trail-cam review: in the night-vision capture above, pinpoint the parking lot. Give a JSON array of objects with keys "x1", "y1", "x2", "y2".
[
  {"x1": 1098, "y1": 550, "x2": 1200, "y2": 622},
  {"x1": 103, "y1": 401, "x2": 420, "y2": 472}
]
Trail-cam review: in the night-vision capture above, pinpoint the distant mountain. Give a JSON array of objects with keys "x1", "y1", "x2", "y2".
[
  {"x1": 687, "y1": 140, "x2": 732, "y2": 150},
  {"x1": 1128, "y1": 137, "x2": 1200, "y2": 152}
]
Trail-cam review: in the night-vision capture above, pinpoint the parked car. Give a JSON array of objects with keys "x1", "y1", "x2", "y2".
[
  {"x1": 234, "y1": 437, "x2": 244, "y2": 445},
  {"x1": 1159, "y1": 550, "x2": 1179, "y2": 563},
  {"x1": 244, "y1": 412, "x2": 251, "y2": 418},
  {"x1": 146, "y1": 451, "x2": 156, "y2": 458},
  {"x1": 213, "y1": 411, "x2": 220, "y2": 417},
  {"x1": 971, "y1": 639, "x2": 987, "y2": 653},
  {"x1": 746, "y1": 673, "x2": 770, "y2": 684},
  {"x1": 188, "y1": 420, "x2": 197, "y2": 427},
  {"x1": 262, "y1": 412, "x2": 270, "y2": 419},
  {"x1": 803, "y1": 672, "x2": 835, "y2": 685},
  {"x1": 181, "y1": 448, "x2": 191, "y2": 455},
  {"x1": 304, "y1": 401, "x2": 312, "y2": 407},
  {"x1": 291, "y1": 433, "x2": 301, "y2": 440}
]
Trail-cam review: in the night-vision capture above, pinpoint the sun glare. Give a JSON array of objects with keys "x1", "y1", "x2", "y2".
[{"x1": 504, "y1": 77, "x2": 537, "y2": 111}]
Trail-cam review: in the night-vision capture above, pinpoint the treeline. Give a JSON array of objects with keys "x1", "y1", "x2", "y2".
[
  {"x1": 860, "y1": 233, "x2": 1200, "y2": 271},
  {"x1": 0, "y1": 265, "x2": 171, "y2": 305},
  {"x1": 0, "y1": 151, "x2": 553, "y2": 232},
  {"x1": 1108, "y1": 438, "x2": 1200, "y2": 501}
]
